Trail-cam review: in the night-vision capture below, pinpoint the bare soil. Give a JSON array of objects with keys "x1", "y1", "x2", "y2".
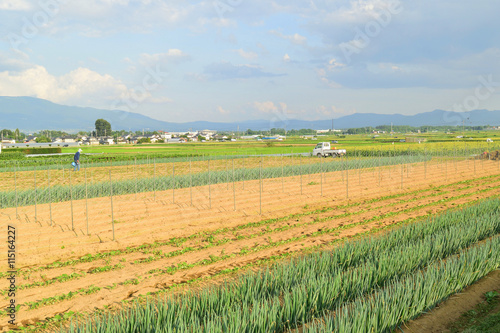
[{"x1": 0, "y1": 158, "x2": 499, "y2": 331}]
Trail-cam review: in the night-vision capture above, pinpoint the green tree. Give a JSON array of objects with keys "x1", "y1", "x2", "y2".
[
  {"x1": 95, "y1": 119, "x2": 112, "y2": 137},
  {"x1": 1, "y1": 129, "x2": 13, "y2": 138},
  {"x1": 137, "y1": 137, "x2": 151, "y2": 144},
  {"x1": 35, "y1": 136, "x2": 51, "y2": 143}
]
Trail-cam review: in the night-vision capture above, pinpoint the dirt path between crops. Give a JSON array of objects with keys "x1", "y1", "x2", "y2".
[
  {"x1": 400, "y1": 270, "x2": 500, "y2": 333},
  {"x1": 0, "y1": 159, "x2": 499, "y2": 331}
]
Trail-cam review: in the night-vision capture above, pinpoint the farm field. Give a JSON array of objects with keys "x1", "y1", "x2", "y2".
[{"x1": 0, "y1": 151, "x2": 500, "y2": 331}]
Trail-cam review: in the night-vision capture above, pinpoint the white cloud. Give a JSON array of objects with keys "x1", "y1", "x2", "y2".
[
  {"x1": 0, "y1": 50, "x2": 33, "y2": 71},
  {"x1": 217, "y1": 105, "x2": 229, "y2": 114},
  {"x1": 138, "y1": 49, "x2": 191, "y2": 66},
  {"x1": 327, "y1": 58, "x2": 346, "y2": 69},
  {"x1": 283, "y1": 54, "x2": 291, "y2": 62},
  {"x1": 317, "y1": 105, "x2": 355, "y2": 118},
  {"x1": 254, "y1": 101, "x2": 295, "y2": 115},
  {"x1": 254, "y1": 101, "x2": 278, "y2": 113},
  {"x1": 0, "y1": 65, "x2": 131, "y2": 107},
  {"x1": 0, "y1": 0, "x2": 32, "y2": 10},
  {"x1": 234, "y1": 49, "x2": 258, "y2": 60},
  {"x1": 270, "y1": 30, "x2": 307, "y2": 45}
]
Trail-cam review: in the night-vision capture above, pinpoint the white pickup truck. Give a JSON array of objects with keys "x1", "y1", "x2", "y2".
[{"x1": 312, "y1": 142, "x2": 346, "y2": 158}]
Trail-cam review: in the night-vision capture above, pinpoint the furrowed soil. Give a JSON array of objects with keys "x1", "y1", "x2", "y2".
[{"x1": 0, "y1": 157, "x2": 499, "y2": 331}]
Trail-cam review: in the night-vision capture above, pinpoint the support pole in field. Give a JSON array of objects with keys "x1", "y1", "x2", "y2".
[
  {"x1": 261, "y1": 154, "x2": 264, "y2": 192},
  {"x1": 481, "y1": 149, "x2": 486, "y2": 170},
  {"x1": 388, "y1": 149, "x2": 391, "y2": 179},
  {"x1": 190, "y1": 157, "x2": 193, "y2": 206},
  {"x1": 34, "y1": 166, "x2": 37, "y2": 224},
  {"x1": 300, "y1": 153, "x2": 303, "y2": 195},
  {"x1": 14, "y1": 168, "x2": 18, "y2": 220},
  {"x1": 48, "y1": 169, "x2": 52, "y2": 226},
  {"x1": 226, "y1": 155, "x2": 229, "y2": 190},
  {"x1": 208, "y1": 159, "x2": 211, "y2": 209},
  {"x1": 281, "y1": 153, "x2": 284, "y2": 193},
  {"x1": 309, "y1": 156, "x2": 312, "y2": 182},
  {"x1": 259, "y1": 159, "x2": 262, "y2": 214},
  {"x1": 372, "y1": 148, "x2": 375, "y2": 177},
  {"x1": 320, "y1": 155, "x2": 323, "y2": 196},
  {"x1": 346, "y1": 155, "x2": 349, "y2": 199},
  {"x1": 454, "y1": 145, "x2": 457, "y2": 172},
  {"x1": 69, "y1": 169, "x2": 74, "y2": 230},
  {"x1": 134, "y1": 157, "x2": 137, "y2": 200},
  {"x1": 85, "y1": 167, "x2": 89, "y2": 235},
  {"x1": 109, "y1": 170, "x2": 115, "y2": 241},
  {"x1": 378, "y1": 149, "x2": 381, "y2": 186},
  {"x1": 424, "y1": 148, "x2": 427, "y2": 179},
  {"x1": 407, "y1": 150, "x2": 410, "y2": 178},
  {"x1": 341, "y1": 155, "x2": 345, "y2": 183},
  {"x1": 232, "y1": 159, "x2": 236, "y2": 211},
  {"x1": 172, "y1": 162, "x2": 175, "y2": 204},
  {"x1": 474, "y1": 155, "x2": 476, "y2": 175},
  {"x1": 358, "y1": 150, "x2": 361, "y2": 186},
  {"x1": 401, "y1": 160, "x2": 404, "y2": 189},
  {"x1": 445, "y1": 158, "x2": 448, "y2": 181},
  {"x1": 466, "y1": 143, "x2": 469, "y2": 169},
  {"x1": 153, "y1": 157, "x2": 156, "y2": 201}
]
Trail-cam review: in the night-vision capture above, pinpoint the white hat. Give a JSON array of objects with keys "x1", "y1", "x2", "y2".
[{"x1": 78, "y1": 148, "x2": 82, "y2": 152}]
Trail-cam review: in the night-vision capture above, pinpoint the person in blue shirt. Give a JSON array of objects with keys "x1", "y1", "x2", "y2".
[{"x1": 73, "y1": 148, "x2": 82, "y2": 171}]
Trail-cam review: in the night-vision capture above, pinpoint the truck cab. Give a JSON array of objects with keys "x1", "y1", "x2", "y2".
[
  {"x1": 312, "y1": 142, "x2": 346, "y2": 158},
  {"x1": 314, "y1": 142, "x2": 330, "y2": 150}
]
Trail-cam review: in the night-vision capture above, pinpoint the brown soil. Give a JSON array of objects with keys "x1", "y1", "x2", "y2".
[
  {"x1": 0, "y1": 158, "x2": 499, "y2": 331},
  {"x1": 400, "y1": 270, "x2": 500, "y2": 333}
]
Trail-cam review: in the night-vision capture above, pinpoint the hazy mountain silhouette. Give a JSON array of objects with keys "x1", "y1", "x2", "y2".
[{"x1": 1, "y1": 96, "x2": 499, "y2": 132}]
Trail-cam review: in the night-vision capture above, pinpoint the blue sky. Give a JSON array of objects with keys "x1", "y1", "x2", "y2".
[{"x1": 1, "y1": 0, "x2": 499, "y2": 124}]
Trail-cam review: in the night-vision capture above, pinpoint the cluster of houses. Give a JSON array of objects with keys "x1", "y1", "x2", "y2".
[{"x1": 1, "y1": 130, "x2": 223, "y2": 147}]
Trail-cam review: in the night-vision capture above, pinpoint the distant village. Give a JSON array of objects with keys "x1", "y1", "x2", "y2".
[
  {"x1": 0, "y1": 129, "x2": 296, "y2": 149},
  {"x1": 1, "y1": 124, "x2": 498, "y2": 149}
]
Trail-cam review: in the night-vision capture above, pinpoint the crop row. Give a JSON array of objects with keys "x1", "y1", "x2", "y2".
[
  {"x1": 0, "y1": 154, "x2": 429, "y2": 208},
  {"x1": 3, "y1": 172, "x2": 498, "y2": 282},
  {"x1": 2, "y1": 175, "x2": 495, "y2": 320},
  {"x1": 0, "y1": 153, "x2": 245, "y2": 172},
  {"x1": 3, "y1": 186, "x2": 496, "y2": 321},
  {"x1": 58, "y1": 198, "x2": 500, "y2": 332},
  {"x1": 305, "y1": 238, "x2": 499, "y2": 332}
]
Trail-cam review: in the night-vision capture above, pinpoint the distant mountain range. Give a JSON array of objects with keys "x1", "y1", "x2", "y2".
[{"x1": 1, "y1": 96, "x2": 499, "y2": 132}]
